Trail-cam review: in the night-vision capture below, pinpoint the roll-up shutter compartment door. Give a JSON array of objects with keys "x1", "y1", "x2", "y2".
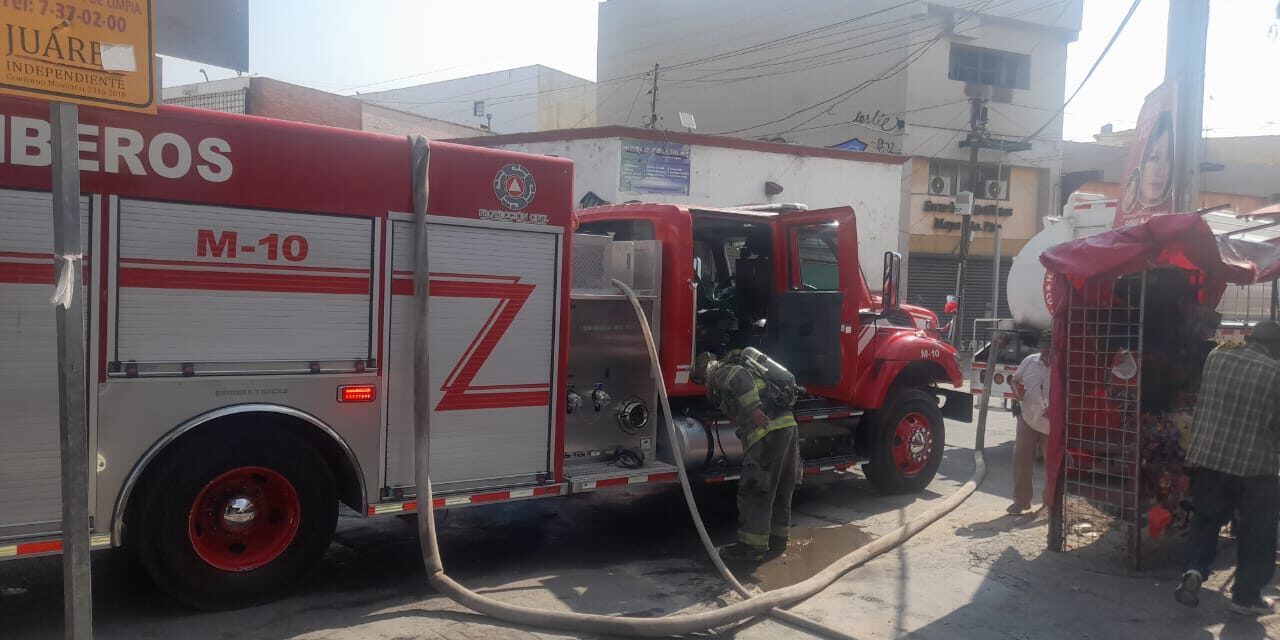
[
  {"x1": 384, "y1": 221, "x2": 559, "y2": 491},
  {"x1": 0, "y1": 189, "x2": 90, "y2": 535},
  {"x1": 115, "y1": 200, "x2": 373, "y2": 369}
]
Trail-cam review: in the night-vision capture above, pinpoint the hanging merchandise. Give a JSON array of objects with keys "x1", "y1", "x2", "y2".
[{"x1": 1041, "y1": 213, "x2": 1280, "y2": 569}]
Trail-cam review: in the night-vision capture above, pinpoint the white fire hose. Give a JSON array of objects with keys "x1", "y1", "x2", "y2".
[{"x1": 408, "y1": 136, "x2": 993, "y2": 637}]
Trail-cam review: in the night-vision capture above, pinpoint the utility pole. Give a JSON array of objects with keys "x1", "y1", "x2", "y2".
[
  {"x1": 645, "y1": 63, "x2": 660, "y2": 129},
  {"x1": 1166, "y1": 0, "x2": 1210, "y2": 213},
  {"x1": 51, "y1": 101, "x2": 94, "y2": 640},
  {"x1": 952, "y1": 91, "x2": 988, "y2": 349}
]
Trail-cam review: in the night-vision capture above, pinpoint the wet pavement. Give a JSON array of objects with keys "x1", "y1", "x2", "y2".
[{"x1": 3, "y1": 410, "x2": 1279, "y2": 638}]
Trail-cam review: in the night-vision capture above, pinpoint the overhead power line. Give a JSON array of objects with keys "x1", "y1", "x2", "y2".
[
  {"x1": 1018, "y1": 0, "x2": 1143, "y2": 144},
  {"x1": 712, "y1": 0, "x2": 1007, "y2": 137}
]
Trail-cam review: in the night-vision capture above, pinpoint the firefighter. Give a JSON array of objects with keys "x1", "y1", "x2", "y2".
[{"x1": 693, "y1": 350, "x2": 801, "y2": 563}]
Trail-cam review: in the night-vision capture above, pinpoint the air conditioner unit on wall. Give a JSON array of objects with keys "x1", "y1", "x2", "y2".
[
  {"x1": 928, "y1": 175, "x2": 951, "y2": 196},
  {"x1": 983, "y1": 180, "x2": 1008, "y2": 200}
]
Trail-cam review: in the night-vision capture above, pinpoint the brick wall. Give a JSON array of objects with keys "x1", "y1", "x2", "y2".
[{"x1": 247, "y1": 78, "x2": 361, "y2": 130}]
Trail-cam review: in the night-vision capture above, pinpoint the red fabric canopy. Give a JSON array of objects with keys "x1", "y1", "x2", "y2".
[{"x1": 1039, "y1": 213, "x2": 1280, "y2": 507}]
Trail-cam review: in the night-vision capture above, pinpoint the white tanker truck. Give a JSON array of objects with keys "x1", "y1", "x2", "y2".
[{"x1": 970, "y1": 194, "x2": 1118, "y2": 401}]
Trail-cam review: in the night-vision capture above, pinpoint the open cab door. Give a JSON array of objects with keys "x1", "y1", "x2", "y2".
[{"x1": 770, "y1": 207, "x2": 866, "y2": 403}]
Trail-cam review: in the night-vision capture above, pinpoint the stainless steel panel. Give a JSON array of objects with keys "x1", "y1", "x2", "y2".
[
  {"x1": 96, "y1": 374, "x2": 382, "y2": 534},
  {"x1": 562, "y1": 298, "x2": 660, "y2": 466},
  {"x1": 571, "y1": 236, "x2": 661, "y2": 295}
]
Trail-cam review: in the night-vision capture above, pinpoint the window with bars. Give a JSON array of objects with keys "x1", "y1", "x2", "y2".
[{"x1": 948, "y1": 44, "x2": 1030, "y2": 90}]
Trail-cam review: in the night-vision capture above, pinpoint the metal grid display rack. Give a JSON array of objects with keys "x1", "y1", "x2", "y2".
[{"x1": 1053, "y1": 272, "x2": 1147, "y2": 567}]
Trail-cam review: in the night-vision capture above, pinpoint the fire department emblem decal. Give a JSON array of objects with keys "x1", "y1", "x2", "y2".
[{"x1": 494, "y1": 164, "x2": 537, "y2": 210}]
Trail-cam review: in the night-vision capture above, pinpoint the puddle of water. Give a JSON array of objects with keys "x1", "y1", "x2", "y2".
[{"x1": 749, "y1": 525, "x2": 874, "y2": 590}]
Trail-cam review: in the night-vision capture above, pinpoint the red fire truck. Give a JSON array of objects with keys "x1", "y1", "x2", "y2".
[{"x1": 0, "y1": 96, "x2": 968, "y2": 607}]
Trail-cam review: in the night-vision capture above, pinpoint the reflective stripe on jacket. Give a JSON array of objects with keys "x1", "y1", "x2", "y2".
[{"x1": 709, "y1": 363, "x2": 797, "y2": 451}]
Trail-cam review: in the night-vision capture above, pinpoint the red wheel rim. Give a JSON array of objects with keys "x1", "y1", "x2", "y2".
[
  {"x1": 188, "y1": 466, "x2": 301, "y2": 572},
  {"x1": 892, "y1": 412, "x2": 934, "y2": 476}
]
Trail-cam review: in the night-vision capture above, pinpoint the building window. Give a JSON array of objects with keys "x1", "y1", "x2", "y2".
[
  {"x1": 473, "y1": 100, "x2": 485, "y2": 117},
  {"x1": 948, "y1": 44, "x2": 1030, "y2": 90}
]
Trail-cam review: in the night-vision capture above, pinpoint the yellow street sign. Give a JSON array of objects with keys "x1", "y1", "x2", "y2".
[{"x1": 2, "y1": 0, "x2": 155, "y2": 113}]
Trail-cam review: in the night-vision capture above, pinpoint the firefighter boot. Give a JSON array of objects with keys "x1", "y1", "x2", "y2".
[
  {"x1": 718, "y1": 542, "x2": 767, "y2": 563},
  {"x1": 764, "y1": 534, "x2": 789, "y2": 560}
]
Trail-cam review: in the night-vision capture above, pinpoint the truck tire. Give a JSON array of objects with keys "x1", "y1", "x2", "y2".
[
  {"x1": 862, "y1": 389, "x2": 945, "y2": 494},
  {"x1": 129, "y1": 427, "x2": 337, "y2": 609}
]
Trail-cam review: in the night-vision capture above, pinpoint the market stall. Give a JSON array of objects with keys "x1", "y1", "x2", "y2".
[{"x1": 1040, "y1": 213, "x2": 1280, "y2": 568}]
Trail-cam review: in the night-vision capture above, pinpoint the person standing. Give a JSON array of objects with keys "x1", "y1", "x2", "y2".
[
  {"x1": 693, "y1": 350, "x2": 801, "y2": 563},
  {"x1": 1175, "y1": 321, "x2": 1280, "y2": 615},
  {"x1": 1008, "y1": 333, "x2": 1052, "y2": 515}
]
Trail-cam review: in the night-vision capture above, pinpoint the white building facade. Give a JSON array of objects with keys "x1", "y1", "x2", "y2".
[
  {"x1": 360, "y1": 65, "x2": 596, "y2": 134},
  {"x1": 450, "y1": 127, "x2": 911, "y2": 279}
]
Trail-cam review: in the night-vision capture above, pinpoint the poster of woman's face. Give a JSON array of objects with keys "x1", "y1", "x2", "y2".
[
  {"x1": 1138, "y1": 111, "x2": 1174, "y2": 207},
  {"x1": 1118, "y1": 105, "x2": 1175, "y2": 226}
]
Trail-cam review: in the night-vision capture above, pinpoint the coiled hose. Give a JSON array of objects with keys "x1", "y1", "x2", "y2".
[{"x1": 408, "y1": 135, "x2": 992, "y2": 637}]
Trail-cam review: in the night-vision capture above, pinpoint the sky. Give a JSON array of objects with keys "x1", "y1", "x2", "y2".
[{"x1": 162, "y1": 0, "x2": 1280, "y2": 141}]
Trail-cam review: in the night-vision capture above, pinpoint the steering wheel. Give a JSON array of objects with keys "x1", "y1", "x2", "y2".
[{"x1": 710, "y1": 277, "x2": 737, "y2": 303}]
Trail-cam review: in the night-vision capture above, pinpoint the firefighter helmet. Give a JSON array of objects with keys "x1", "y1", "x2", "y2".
[{"x1": 692, "y1": 352, "x2": 718, "y2": 385}]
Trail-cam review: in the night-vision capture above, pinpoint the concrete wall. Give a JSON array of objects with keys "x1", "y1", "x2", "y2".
[
  {"x1": 361, "y1": 65, "x2": 595, "y2": 134},
  {"x1": 360, "y1": 103, "x2": 491, "y2": 139},
  {"x1": 1076, "y1": 180, "x2": 1269, "y2": 216},
  {"x1": 597, "y1": 0, "x2": 1080, "y2": 223},
  {"x1": 537, "y1": 68, "x2": 596, "y2": 130},
  {"x1": 596, "y1": 0, "x2": 912, "y2": 143},
  {"x1": 490, "y1": 136, "x2": 908, "y2": 278}
]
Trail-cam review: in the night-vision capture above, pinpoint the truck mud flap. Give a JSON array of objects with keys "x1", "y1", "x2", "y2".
[{"x1": 935, "y1": 387, "x2": 973, "y2": 423}]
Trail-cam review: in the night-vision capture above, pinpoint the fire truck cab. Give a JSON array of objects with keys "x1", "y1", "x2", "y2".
[{"x1": 578, "y1": 204, "x2": 970, "y2": 488}]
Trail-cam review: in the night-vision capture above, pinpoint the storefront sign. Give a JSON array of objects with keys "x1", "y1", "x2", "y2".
[
  {"x1": 1114, "y1": 81, "x2": 1176, "y2": 228},
  {"x1": 924, "y1": 200, "x2": 1012, "y2": 217},
  {"x1": 933, "y1": 218, "x2": 1002, "y2": 233},
  {"x1": 2, "y1": 1, "x2": 155, "y2": 112},
  {"x1": 620, "y1": 138, "x2": 690, "y2": 195}
]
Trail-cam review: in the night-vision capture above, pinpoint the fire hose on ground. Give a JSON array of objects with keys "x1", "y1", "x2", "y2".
[{"x1": 408, "y1": 136, "x2": 995, "y2": 638}]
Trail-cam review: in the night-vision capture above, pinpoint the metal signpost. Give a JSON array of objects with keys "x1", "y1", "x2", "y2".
[{"x1": 1, "y1": 3, "x2": 157, "y2": 637}]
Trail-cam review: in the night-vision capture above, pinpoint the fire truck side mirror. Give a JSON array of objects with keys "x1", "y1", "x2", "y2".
[{"x1": 882, "y1": 251, "x2": 902, "y2": 315}]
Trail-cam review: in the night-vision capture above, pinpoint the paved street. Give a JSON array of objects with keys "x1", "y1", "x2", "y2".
[{"x1": 2, "y1": 409, "x2": 1278, "y2": 639}]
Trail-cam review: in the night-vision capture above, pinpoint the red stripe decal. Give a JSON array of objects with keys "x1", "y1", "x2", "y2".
[
  {"x1": 404, "y1": 500, "x2": 418, "y2": 512},
  {"x1": 120, "y1": 257, "x2": 371, "y2": 275},
  {"x1": 594, "y1": 477, "x2": 631, "y2": 488},
  {"x1": 648, "y1": 472, "x2": 678, "y2": 483},
  {"x1": 470, "y1": 491, "x2": 510, "y2": 504},
  {"x1": 119, "y1": 267, "x2": 369, "y2": 295},
  {"x1": 17, "y1": 540, "x2": 63, "y2": 555},
  {"x1": 0, "y1": 262, "x2": 90, "y2": 286},
  {"x1": 533, "y1": 485, "x2": 561, "y2": 496}
]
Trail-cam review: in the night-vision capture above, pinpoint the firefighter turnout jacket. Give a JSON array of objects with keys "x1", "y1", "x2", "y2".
[{"x1": 706, "y1": 362, "x2": 798, "y2": 450}]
